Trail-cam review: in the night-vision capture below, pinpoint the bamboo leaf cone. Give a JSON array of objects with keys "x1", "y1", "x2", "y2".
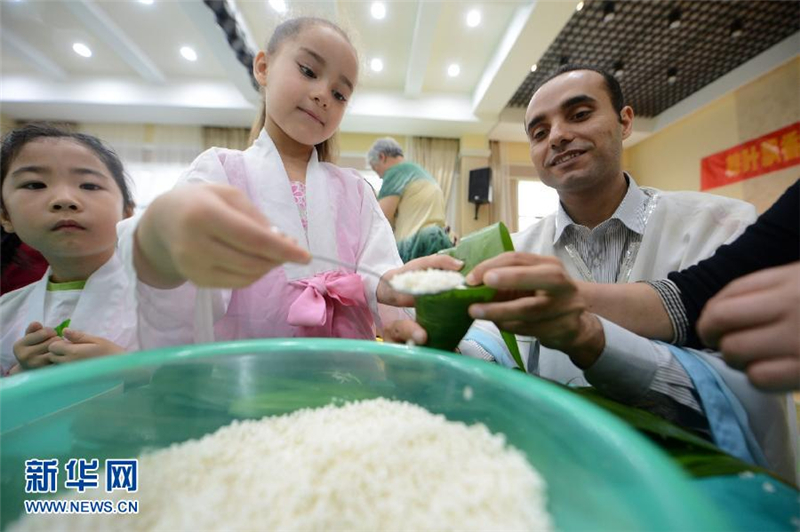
[
  {"x1": 414, "y1": 286, "x2": 496, "y2": 352},
  {"x1": 414, "y1": 223, "x2": 524, "y2": 369}
]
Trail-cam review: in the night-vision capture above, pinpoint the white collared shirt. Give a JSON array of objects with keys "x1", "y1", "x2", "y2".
[
  {"x1": 550, "y1": 176, "x2": 699, "y2": 410},
  {"x1": 554, "y1": 174, "x2": 647, "y2": 284},
  {"x1": 462, "y1": 176, "x2": 759, "y2": 433}
]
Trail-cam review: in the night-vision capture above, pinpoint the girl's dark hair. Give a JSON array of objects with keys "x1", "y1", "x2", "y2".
[
  {"x1": 1, "y1": 123, "x2": 135, "y2": 269},
  {"x1": 248, "y1": 17, "x2": 356, "y2": 162}
]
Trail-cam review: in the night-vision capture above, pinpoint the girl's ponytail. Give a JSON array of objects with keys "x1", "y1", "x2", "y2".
[
  {"x1": 315, "y1": 135, "x2": 337, "y2": 164},
  {"x1": 248, "y1": 99, "x2": 266, "y2": 146}
]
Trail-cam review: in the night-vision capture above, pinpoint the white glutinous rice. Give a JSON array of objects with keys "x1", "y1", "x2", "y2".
[
  {"x1": 389, "y1": 268, "x2": 466, "y2": 295},
  {"x1": 11, "y1": 398, "x2": 553, "y2": 532}
]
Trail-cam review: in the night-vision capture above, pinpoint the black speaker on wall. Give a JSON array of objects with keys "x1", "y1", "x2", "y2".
[
  {"x1": 468, "y1": 167, "x2": 492, "y2": 204},
  {"x1": 468, "y1": 167, "x2": 491, "y2": 219}
]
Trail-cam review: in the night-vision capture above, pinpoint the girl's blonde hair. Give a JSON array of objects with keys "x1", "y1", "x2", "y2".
[{"x1": 249, "y1": 17, "x2": 357, "y2": 163}]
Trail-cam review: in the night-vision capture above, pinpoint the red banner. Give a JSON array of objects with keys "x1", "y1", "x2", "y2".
[{"x1": 700, "y1": 122, "x2": 800, "y2": 191}]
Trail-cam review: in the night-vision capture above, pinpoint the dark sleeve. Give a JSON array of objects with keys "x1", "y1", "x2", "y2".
[{"x1": 668, "y1": 179, "x2": 800, "y2": 348}]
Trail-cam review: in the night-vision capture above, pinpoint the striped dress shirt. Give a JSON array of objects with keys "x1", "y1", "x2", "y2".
[{"x1": 554, "y1": 176, "x2": 701, "y2": 413}]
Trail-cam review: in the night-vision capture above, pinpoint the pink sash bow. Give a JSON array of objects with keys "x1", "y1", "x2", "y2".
[{"x1": 287, "y1": 270, "x2": 375, "y2": 339}]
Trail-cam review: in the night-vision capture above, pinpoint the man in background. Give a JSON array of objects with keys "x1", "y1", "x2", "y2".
[{"x1": 367, "y1": 138, "x2": 452, "y2": 262}]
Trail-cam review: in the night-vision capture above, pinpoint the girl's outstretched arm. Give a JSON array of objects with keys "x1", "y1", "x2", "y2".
[{"x1": 134, "y1": 183, "x2": 311, "y2": 289}]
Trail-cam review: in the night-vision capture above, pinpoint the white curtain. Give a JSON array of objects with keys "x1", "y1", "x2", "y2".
[
  {"x1": 489, "y1": 140, "x2": 517, "y2": 232},
  {"x1": 406, "y1": 136, "x2": 459, "y2": 221},
  {"x1": 77, "y1": 123, "x2": 204, "y2": 212}
]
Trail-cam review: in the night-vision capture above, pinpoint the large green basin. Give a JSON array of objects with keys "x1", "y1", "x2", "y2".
[{"x1": 0, "y1": 339, "x2": 727, "y2": 530}]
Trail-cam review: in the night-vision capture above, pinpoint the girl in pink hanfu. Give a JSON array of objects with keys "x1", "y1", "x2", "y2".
[{"x1": 119, "y1": 17, "x2": 460, "y2": 348}]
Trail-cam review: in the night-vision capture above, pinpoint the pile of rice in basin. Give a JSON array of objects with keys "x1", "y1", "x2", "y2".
[{"x1": 12, "y1": 399, "x2": 553, "y2": 531}]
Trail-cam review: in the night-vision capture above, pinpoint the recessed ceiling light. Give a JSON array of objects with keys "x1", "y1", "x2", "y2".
[
  {"x1": 576, "y1": 2, "x2": 584, "y2": 12},
  {"x1": 730, "y1": 19, "x2": 743, "y2": 38},
  {"x1": 667, "y1": 67, "x2": 678, "y2": 84},
  {"x1": 138, "y1": 0, "x2": 154, "y2": 5},
  {"x1": 72, "y1": 43, "x2": 92, "y2": 58},
  {"x1": 668, "y1": 8, "x2": 681, "y2": 29},
  {"x1": 603, "y1": 1, "x2": 615, "y2": 23},
  {"x1": 447, "y1": 63, "x2": 460, "y2": 77},
  {"x1": 371, "y1": 2, "x2": 386, "y2": 20},
  {"x1": 466, "y1": 9, "x2": 481, "y2": 27},
  {"x1": 180, "y1": 46, "x2": 198, "y2": 62},
  {"x1": 269, "y1": 0, "x2": 286, "y2": 14},
  {"x1": 370, "y1": 58, "x2": 383, "y2": 72},
  {"x1": 530, "y1": 64, "x2": 537, "y2": 72}
]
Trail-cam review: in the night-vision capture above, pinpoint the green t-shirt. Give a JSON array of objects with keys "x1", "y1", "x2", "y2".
[
  {"x1": 377, "y1": 162, "x2": 446, "y2": 241},
  {"x1": 377, "y1": 161, "x2": 436, "y2": 199}
]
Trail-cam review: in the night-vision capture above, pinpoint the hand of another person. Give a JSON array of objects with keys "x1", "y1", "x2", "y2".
[
  {"x1": 698, "y1": 262, "x2": 800, "y2": 392},
  {"x1": 465, "y1": 252, "x2": 605, "y2": 369},
  {"x1": 377, "y1": 254, "x2": 464, "y2": 307},
  {"x1": 13, "y1": 322, "x2": 58, "y2": 371},
  {"x1": 382, "y1": 319, "x2": 429, "y2": 346},
  {"x1": 46, "y1": 329, "x2": 126, "y2": 365},
  {"x1": 135, "y1": 183, "x2": 311, "y2": 289}
]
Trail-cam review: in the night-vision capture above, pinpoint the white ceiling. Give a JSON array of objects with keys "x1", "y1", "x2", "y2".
[{"x1": 1, "y1": 0, "x2": 797, "y2": 144}]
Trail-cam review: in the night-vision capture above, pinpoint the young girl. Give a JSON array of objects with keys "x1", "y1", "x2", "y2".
[
  {"x1": 0, "y1": 124, "x2": 137, "y2": 375},
  {"x1": 123, "y1": 17, "x2": 458, "y2": 348}
]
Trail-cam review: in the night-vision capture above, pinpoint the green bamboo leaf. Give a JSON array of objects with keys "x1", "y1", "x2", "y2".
[
  {"x1": 500, "y1": 331, "x2": 525, "y2": 371},
  {"x1": 436, "y1": 222, "x2": 522, "y2": 367},
  {"x1": 438, "y1": 222, "x2": 514, "y2": 274},
  {"x1": 570, "y1": 387, "x2": 723, "y2": 450},
  {"x1": 54, "y1": 319, "x2": 71, "y2": 337},
  {"x1": 415, "y1": 286, "x2": 496, "y2": 352},
  {"x1": 568, "y1": 387, "x2": 788, "y2": 482}
]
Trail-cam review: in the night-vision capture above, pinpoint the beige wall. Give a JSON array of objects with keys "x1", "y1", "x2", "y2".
[
  {"x1": 626, "y1": 57, "x2": 800, "y2": 213},
  {"x1": 504, "y1": 141, "x2": 531, "y2": 165},
  {"x1": 338, "y1": 132, "x2": 407, "y2": 154},
  {"x1": 1, "y1": 114, "x2": 18, "y2": 136},
  {"x1": 460, "y1": 134, "x2": 488, "y2": 152}
]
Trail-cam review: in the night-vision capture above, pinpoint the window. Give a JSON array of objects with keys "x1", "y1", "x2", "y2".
[{"x1": 517, "y1": 180, "x2": 559, "y2": 232}]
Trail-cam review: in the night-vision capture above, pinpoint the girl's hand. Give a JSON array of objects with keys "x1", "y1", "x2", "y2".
[
  {"x1": 135, "y1": 184, "x2": 311, "y2": 289},
  {"x1": 13, "y1": 322, "x2": 58, "y2": 370},
  {"x1": 46, "y1": 329, "x2": 125, "y2": 364},
  {"x1": 382, "y1": 319, "x2": 428, "y2": 346},
  {"x1": 377, "y1": 255, "x2": 464, "y2": 307}
]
